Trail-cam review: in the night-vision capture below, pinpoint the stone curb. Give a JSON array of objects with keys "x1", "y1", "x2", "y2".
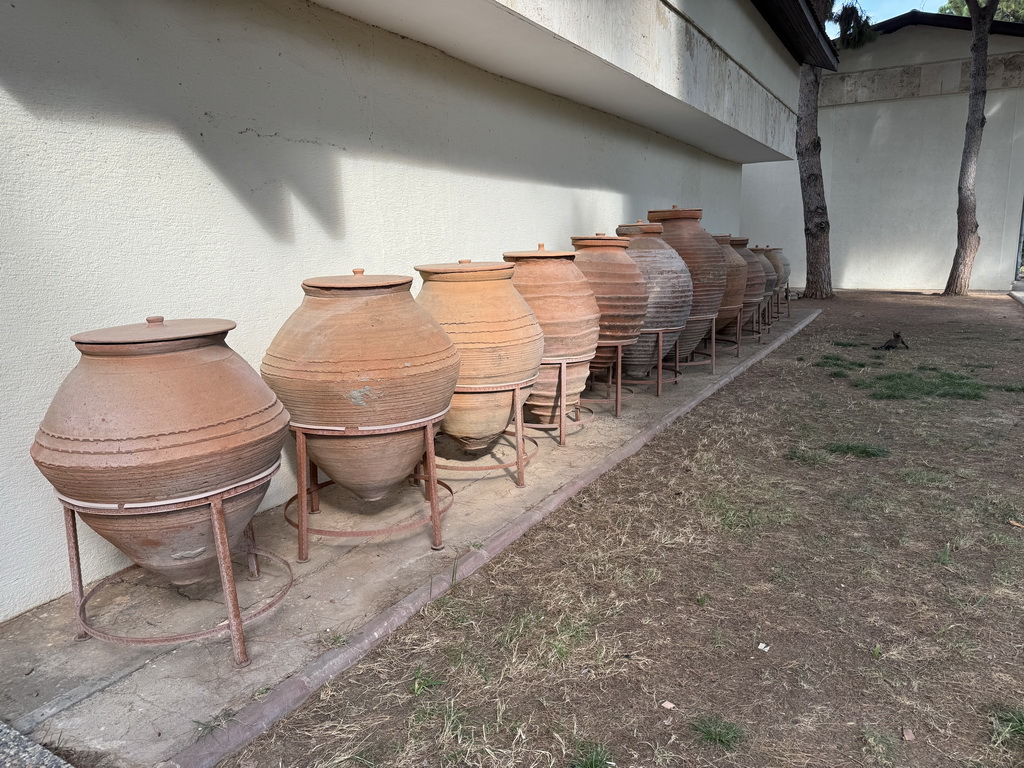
[
  {"x1": 1009, "y1": 291, "x2": 1024, "y2": 309},
  {"x1": 161, "y1": 310, "x2": 821, "y2": 768}
]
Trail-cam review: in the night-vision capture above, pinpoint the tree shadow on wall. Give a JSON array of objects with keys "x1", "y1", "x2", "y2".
[{"x1": 0, "y1": 0, "x2": 702, "y2": 244}]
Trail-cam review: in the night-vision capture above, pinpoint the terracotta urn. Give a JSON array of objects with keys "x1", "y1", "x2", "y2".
[
  {"x1": 615, "y1": 220, "x2": 693, "y2": 378},
  {"x1": 751, "y1": 246, "x2": 778, "y2": 299},
  {"x1": 570, "y1": 233, "x2": 649, "y2": 371},
  {"x1": 646, "y1": 207, "x2": 725, "y2": 357},
  {"x1": 766, "y1": 247, "x2": 792, "y2": 290},
  {"x1": 712, "y1": 235, "x2": 748, "y2": 331},
  {"x1": 261, "y1": 270, "x2": 461, "y2": 502},
  {"x1": 414, "y1": 260, "x2": 544, "y2": 449},
  {"x1": 31, "y1": 316, "x2": 290, "y2": 586},
  {"x1": 730, "y1": 237, "x2": 766, "y2": 327},
  {"x1": 502, "y1": 245, "x2": 600, "y2": 424}
]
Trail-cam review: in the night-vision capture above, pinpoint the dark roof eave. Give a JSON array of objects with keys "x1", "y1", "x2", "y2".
[
  {"x1": 873, "y1": 9, "x2": 1024, "y2": 38},
  {"x1": 750, "y1": 0, "x2": 839, "y2": 70}
]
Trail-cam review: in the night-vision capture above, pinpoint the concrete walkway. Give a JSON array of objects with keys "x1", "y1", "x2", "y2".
[{"x1": 0, "y1": 308, "x2": 819, "y2": 768}]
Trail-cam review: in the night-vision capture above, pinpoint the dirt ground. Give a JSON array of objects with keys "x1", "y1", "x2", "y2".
[{"x1": 209, "y1": 291, "x2": 1024, "y2": 768}]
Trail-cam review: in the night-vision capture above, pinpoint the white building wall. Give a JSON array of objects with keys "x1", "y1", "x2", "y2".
[
  {"x1": 741, "y1": 25, "x2": 1024, "y2": 292},
  {"x1": 0, "y1": 0, "x2": 753, "y2": 621}
]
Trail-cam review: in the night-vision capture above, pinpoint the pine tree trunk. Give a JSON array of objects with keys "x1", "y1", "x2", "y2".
[
  {"x1": 944, "y1": 0, "x2": 1000, "y2": 296},
  {"x1": 797, "y1": 62, "x2": 834, "y2": 300}
]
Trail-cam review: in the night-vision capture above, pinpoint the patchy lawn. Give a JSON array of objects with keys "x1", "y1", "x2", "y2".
[{"x1": 219, "y1": 292, "x2": 1024, "y2": 768}]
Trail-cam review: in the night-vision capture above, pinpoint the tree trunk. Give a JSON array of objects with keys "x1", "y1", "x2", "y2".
[
  {"x1": 944, "y1": 0, "x2": 1000, "y2": 296},
  {"x1": 797, "y1": 62, "x2": 834, "y2": 299}
]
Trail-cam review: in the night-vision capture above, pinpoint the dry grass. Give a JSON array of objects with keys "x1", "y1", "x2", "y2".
[{"x1": 221, "y1": 293, "x2": 1024, "y2": 768}]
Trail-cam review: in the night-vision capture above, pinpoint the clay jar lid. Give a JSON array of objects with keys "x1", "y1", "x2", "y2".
[
  {"x1": 571, "y1": 233, "x2": 630, "y2": 249},
  {"x1": 712, "y1": 234, "x2": 732, "y2": 245},
  {"x1": 647, "y1": 205, "x2": 704, "y2": 222},
  {"x1": 302, "y1": 268, "x2": 412, "y2": 297},
  {"x1": 616, "y1": 220, "x2": 664, "y2": 236},
  {"x1": 730, "y1": 236, "x2": 750, "y2": 247},
  {"x1": 502, "y1": 243, "x2": 577, "y2": 260},
  {"x1": 71, "y1": 316, "x2": 236, "y2": 354},
  {"x1": 414, "y1": 260, "x2": 514, "y2": 282}
]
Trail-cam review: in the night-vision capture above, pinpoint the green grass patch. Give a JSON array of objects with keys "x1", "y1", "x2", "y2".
[
  {"x1": 568, "y1": 743, "x2": 616, "y2": 768},
  {"x1": 853, "y1": 371, "x2": 988, "y2": 400},
  {"x1": 861, "y1": 727, "x2": 898, "y2": 767},
  {"x1": 814, "y1": 353, "x2": 868, "y2": 371},
  {"x1": 825, "y1": 442, "x2": 890, "y2": 458},
  {"x1": 832, "y1": 340, "x2": 863, "y2": 347},
  {"x1": 786, "y1": 447, "x2": 833, "y2": 467},
  {"x1": 690, "y1": 714, "x2": 744, "y2": 750},
  {"x1": 829, "y1": 370, "x2": 849, "y2": 379},
  {"x1": 991, "y1": 707, "x2": 1024, "y2": 750}
]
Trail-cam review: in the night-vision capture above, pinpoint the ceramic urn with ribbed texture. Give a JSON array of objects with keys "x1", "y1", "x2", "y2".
[
  {"x1": 414, "y1": 260, "x2": 543, "y2": 449},
  {"x1": 570, "y1": 233, "x2": 649, "y2": 372},
  {"x1": 31, "y1": 316, "x2": 290, "y2": 585},
  {"x1": 261, "y1": 270, "x2": 461, "y2": 502},
  {"x1": 712, "y1": 235, "x2": 748, "y2": 332},
  {"x1": 766, "y1": 247, "x2": 792, "y2": 293},
  {"x1": 730, "y1": 237, "x2": 767, "y2": 327},
  {"x1": 646, "y1": 207, "x2": 725, "y2": 357},
  {"x1": 615, "y1": 220, "x2": 693, "y2": 378},
  {"x1": 751, "y1": 246, "x2": 778, "y2": 300},
  {"x1": 502, "y1": 245, "x2": 600, "y2": 424}
]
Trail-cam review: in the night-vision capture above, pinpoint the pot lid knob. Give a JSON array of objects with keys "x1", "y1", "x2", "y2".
[
  {"x1": 146, "y1": 316, "x2": 165, "y2": 325},
  {"x1": 352, "y1": 268, "x2": 365, "y2": 275}
]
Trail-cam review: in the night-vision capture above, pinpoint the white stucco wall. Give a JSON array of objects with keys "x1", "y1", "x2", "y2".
[
  {"x1": 0, "y1": 0, "x2": 755, "y2": 621},
  {"x1": 740, "y1": 25, "x2": 1024, "y2": 292},
  {"x1": 317, "y1": 0, "x2": 801, "y2": 163}
]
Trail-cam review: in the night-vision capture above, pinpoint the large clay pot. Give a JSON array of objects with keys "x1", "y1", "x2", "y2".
[
  {"x1": 615, "y1": 220, "x2": 693, "y2": 378},
  {"x1": 713, "y1": 235, "x2": 748, "y2": 332},
  {"x1": 570, "y1": 233, "x2": 648, "y2": 371},
  {"x1": 730, "y1": 237, "x2": 766, "y2": 327},
  {"x1": 31, "y1": 316, "x2": 290, "y2": 585},
  {"x1": 766, "y1": 247, "x2": 792, "y2": 291},
  {"x1": 751, "y1": 246, "x2": 778, "y2": 299},
  {"x1": 646, "y1": 207, "x2": 725, "y2": 357},
  {"x1": 414, "y1": 260, "x2": 544, "y2": 449},
  {"x1": 502, "y1": 245, "x2": 600, "y2": 424},
  {"x1": 262, "y1": 270, "x2": 461, "y2": 502}
]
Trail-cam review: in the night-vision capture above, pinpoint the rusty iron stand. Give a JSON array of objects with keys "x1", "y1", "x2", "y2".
[
  {"x1": 286, "y1": 409, "x2": 454, "y2": 563},
  {"x1": 434, "y1": 375, "x2": 540, "y2": 488},
  {"x1": 713, "y1": 304, "x2": 744, "y2": 358},
  {"x1": 718, "y1": 301, "x2": 762, "y2": 351},
  {"x1": 739, "y1": 299, "x2": 764, "y2": 344},
  {"x1": 523, "y1": 352, "x2": 596, "y2": 446},
  {"x1": 682, "y1": 312, "x2": 717, "y2": 374},
  {"x1": 59, "y1": 461, "x2": 293, "y2": 667},
  {"x1": 620, "y1": 325, "x2": 685, "y2": 397},
  {"x1": 759, "y1": 294, "x2": 774, "y2": 334},
  {"x1": 581, "y1": 339, "x2": 636, "y2": 418}
]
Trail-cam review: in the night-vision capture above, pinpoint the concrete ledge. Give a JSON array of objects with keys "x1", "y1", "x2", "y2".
[{"x1": 161, "y1": 310, "x2": 820, "y2": 768}]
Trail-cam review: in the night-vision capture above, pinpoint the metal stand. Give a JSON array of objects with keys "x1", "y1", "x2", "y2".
[
  {"x1": 718, "y1": 301, "x2": 763, "y2": 351},
  {"x1": 435, "y1": 376, "x2": 540, "y2": 488},
  {"x1": 759, "y1": 294, "x2": 774, "y2": 334},
  {"x1": 581, "y1": 340, "x2": 636, "y2": 418},
  {"x1": 59, "y1": 462, "x2": 292, "y2": 667},
  {"x1": 523, "y1": 352, "x2": 596, "y2": 447},
  {"x1": 620, "y1": 325, "x2": 685, "y2": 397},
  {"x1": 286, "y1": 410, "x2": 453, "y2": 562},
  {"x1": 774, "y1": 284, "x2": 791, "y2": 319},
  {"x1": 682, "y1": 312, "x2": 717, "y2": 374},
  {"x1": 713, "y1": 304, "x2": 744, "y2": 357}
]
